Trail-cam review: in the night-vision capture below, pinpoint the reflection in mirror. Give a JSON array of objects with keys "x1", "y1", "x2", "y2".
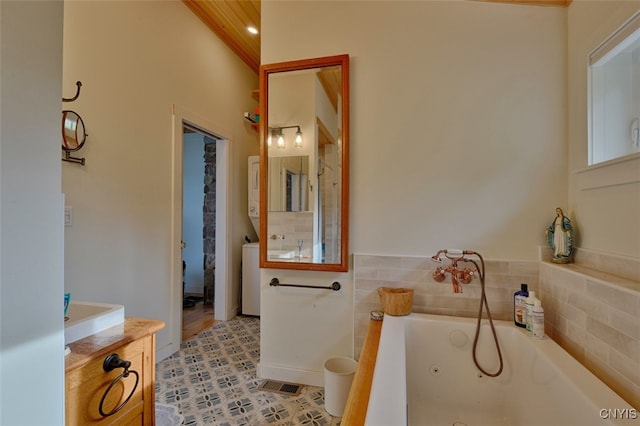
[
  {"x1": 269, "y1": 156, "x2": 309, "y2": 212},
  {"x1": 259, "y1": 54, "x2": 349, "y2": 271},
  {"x1": 61, "y1": 110, "x2": 88, "y2": 165},
  {"x1": 62, "y1": 110, "x2": 87, "y2": 151}
]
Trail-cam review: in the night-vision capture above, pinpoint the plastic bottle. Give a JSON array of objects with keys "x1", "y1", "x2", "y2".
[
  {"x1": 513, "y1": 283, "x2": 528, "y2": 328},
  {"x1": 532, "y1": 300, "x2": 545, "y2": 339},
  {"x1": 525, "y1": 290, "x2": 538, "y2": 332}
]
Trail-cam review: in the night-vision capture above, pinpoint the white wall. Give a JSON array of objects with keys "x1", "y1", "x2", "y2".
[
  {"x1": 260, "y1": 0, "x2": 567, "y2": 385},
  {"x1": 264, "y1": 0, "x2": 567, "y2": 261},
  {"x1": 0, "y1": 1, "x2": 65, "y2": 424},
  {"x1": 568, "y1": 0, "x2": 640, "y2": 258},
  {"x1": 62, "y1": 1, "x2": 258, "y2": 357}
]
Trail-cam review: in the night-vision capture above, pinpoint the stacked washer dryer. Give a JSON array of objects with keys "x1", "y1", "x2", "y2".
[{"x1": 242, "y1": 156, "x2": 261, "y2": 316}]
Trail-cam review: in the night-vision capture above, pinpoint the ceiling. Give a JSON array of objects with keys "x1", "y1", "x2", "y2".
[
  {"x1": 183, "y1": 0, "x2": 571, "y2": 75},
  {"x1": 182, "y1": 0, "x2": 261, "y2": 73}
]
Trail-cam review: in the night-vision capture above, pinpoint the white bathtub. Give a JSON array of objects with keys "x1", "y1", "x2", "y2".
[{"x1": 366, "y1": 313, "x2": 636, "y2": 426}]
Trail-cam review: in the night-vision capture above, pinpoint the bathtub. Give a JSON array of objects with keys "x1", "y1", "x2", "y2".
[{"x1": 365, "y1": 313, "x2": 636, "y2": 426}]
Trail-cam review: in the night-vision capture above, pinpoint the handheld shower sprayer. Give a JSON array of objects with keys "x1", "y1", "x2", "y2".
[
  {"x1": 430, "y1": 248, "x2": 466, "y2": 262},
  {"x1": 430, "y1": 249, "x2": 446, "y2": 263},
  {"x1": 445, "y1": 248, "x2": 463, "y2": 256},
  {"x1": 430, "y1": 247, "x2": 503, "y2": 377}
]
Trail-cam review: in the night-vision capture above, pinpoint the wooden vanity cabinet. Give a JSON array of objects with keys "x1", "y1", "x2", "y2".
[{"x1": 65, "y1": 318, "x2": 164, "y2": 426}]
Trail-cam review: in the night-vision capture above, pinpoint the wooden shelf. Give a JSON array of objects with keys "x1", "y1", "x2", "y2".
[
  {"x1": 248, "y1": 90, "x2": 260, "y2": 133},
  {"x1": 244, "y1": 114, "x2": 259, "y2": 133}
]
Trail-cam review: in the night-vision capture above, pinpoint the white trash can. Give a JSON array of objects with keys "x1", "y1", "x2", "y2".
[{"x1": 323, "y1": 356, "x2": 358, "y2": 417}]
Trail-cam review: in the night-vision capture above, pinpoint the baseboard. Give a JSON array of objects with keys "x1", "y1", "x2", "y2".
[
  {"x1": 257, "y1": 362, "x2": 324, "y2": 387},
  {"x1": 156, "y1": 342, "x2": 178, "y2": 362}
]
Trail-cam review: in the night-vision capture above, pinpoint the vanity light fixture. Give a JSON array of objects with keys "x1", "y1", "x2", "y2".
[
  {"x1": 268, "y1": 125, "x2": 303, "y2": 149},
  {"x1": 294, "y1": 128, "x2": 303, "y2": 148},
  {"x1": 276, "y1": 129, "x2": 285, "y2": 149},
  {"x1": 267, "y1": 128, "x2": 275, "y2": 147}
]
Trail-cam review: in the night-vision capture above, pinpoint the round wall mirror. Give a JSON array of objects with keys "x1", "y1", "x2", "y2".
[{"x1": 61, "y1": 110, "x2": 87, "y2": 151}]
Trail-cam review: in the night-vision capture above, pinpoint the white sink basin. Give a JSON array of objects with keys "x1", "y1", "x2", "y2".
[
  {"x1": 64, "y1": 301, "x2": 125, "y2": 344},
  {"x1": 268, "y1": 249, "x2": 296, "y2": 259}
]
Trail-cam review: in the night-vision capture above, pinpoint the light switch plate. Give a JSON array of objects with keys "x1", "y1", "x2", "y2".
[{"x1": 64, "y1": 206, "x2": 72, "y2": 227}]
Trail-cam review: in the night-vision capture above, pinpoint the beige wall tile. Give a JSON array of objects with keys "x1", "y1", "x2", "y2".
[
  {"x1": 558, "y1": 300, "x2": 588, "y2": 328},
  {"x1": 400, "y1": 256, "x2": 434, "y2": 270},
  {"x1": 586, "y1": 280, "x2": 639, "y2": 316},
  {"x1": 509, "y1": 261, "x2": 539, "y2": 276},
  {"x1": 353, "y1": 266, "x2": 379, "y2": 280},
  {"x1": 484, "y1": 260, "x2": 510, "y2": 274},
  {"x1": 354, "y1": 254, "x2": 402, "y2": 269},
  {"x1": 587, "y1": 317, "x2": 639, "y2": 363},
  {"x1": 566, "y1": 290, "x2": 608, "y2": 323},
  {"x1": 355, "y1": 278, "x2": 386, "y2": 291},
  {"x1": 554, "y1": 331, "x2": 586, "y2": 364},
  {"x1": 550, "y1": 267, "x2": 587, "y2": 295},
  {"x1": 609, "y1": 309, "x2": 640, "y2": 340},
  {"x1": 377, "y1": 267, "x2": 428, "y2": 283},
  {"x1": 575, "y1": 247, "x2": 640, "y2": 283},
  {"x1": 610, "y1": 349, "x2": 640, "y2": 385},
  {"x1": 585, "y1": 333, "x2": 610, "y2": 364},
  {"x1": 566, "y1": 321, "x2": 588, "y2": 347}
]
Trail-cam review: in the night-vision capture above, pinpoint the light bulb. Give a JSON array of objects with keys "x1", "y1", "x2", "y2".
[
  {"x1": 277, "y1": 134, "x2": 285, "y2": 149},
  {"x1": 295, "y1": 130, "x2": 303, "y2": 147}
]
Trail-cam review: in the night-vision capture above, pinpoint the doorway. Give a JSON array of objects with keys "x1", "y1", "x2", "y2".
[
  {"x1": 164, "y1": 104, "x2": 232, "y2": 360},
  {"x1": 182, "y1": 126, "x2": 217, "y2": 340}
]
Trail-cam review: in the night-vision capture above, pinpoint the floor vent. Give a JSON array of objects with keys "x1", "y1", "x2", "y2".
[{"x1": 258, "y1": 380, "x2": 303, "y2": 396}]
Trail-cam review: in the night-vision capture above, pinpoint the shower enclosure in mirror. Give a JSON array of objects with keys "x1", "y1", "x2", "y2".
[{"x1": 259, "y1": 54, "x2": 349, "y2": 271}]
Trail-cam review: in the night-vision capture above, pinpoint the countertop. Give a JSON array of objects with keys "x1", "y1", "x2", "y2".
[{"x1": 65, "y1": 317, "x2": 165, "y2": 372}]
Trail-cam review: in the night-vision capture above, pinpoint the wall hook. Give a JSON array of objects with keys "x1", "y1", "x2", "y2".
[{"x1": 62, "y1": 81, "x2": 82, "y2": 103}]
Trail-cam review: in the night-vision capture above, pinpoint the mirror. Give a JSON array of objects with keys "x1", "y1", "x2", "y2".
[
  {"x1": 259, "y1": 54, "x2": 349, "y2": 271},
  {"x1": 269, "y1": 156, "x2": 310, "y2": 212},
  {"x1": 61, "y1": 110, "x2": 87, "y2": 151}
]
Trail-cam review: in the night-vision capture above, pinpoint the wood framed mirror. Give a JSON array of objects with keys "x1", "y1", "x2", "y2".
[{"x1": 259, "y1": 54, "x2": 349, "y2": 272}]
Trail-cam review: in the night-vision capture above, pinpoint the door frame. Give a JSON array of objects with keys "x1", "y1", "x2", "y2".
[{"x1": 164, "y1": 104, "x2": 233, "y2": 359}]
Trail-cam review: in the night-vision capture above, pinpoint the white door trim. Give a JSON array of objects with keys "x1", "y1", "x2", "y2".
[
  {"x1": 214, "y1": 137, "x2": 235, "y2": 321},
  {"x1": 163, "y1": 104, "x2": 233, "y2": 360}
]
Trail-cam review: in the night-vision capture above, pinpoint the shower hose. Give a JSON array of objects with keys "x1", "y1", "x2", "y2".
[{"x1": 467, "y1": 253, "x2": 504, "y2": 377}]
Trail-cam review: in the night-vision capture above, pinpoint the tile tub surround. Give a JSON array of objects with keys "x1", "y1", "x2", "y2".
[
  {"x1": 353, "y1": 254, "x2": 539, "y2": 358},
  {"x1": 353, "y1": 250, "x2": 640, "y2": 410},
  {"x1": 539, "y1": 248, "x2": 640, "y2": 409}
]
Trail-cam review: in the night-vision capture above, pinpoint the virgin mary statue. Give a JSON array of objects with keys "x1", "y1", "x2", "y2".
[{"x1": 546, "y1": 207, "x2": 573, "y2": 263}]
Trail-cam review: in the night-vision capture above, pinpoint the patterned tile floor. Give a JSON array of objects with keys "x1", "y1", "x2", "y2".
[{"x1": 155, "y1": 316, "x2": 342, "y2": 425}]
